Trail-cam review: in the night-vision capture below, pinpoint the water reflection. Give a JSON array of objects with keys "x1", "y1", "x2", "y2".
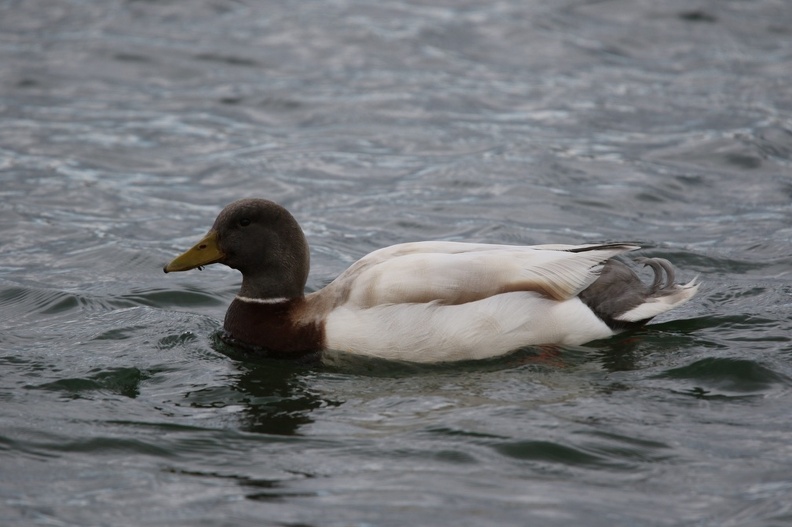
[
  {"x1": 596, "y1": 335, "x2": 643, "y2": 372},
  {"x1": 210, "y1": 335, "x2": 338, "y2": 436}
]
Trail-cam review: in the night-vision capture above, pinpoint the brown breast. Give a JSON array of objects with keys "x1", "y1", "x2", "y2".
[{"x1": 222, "y1": 297, "x2": 325, "y2": 358}]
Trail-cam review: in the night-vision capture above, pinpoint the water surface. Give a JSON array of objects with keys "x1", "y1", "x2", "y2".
[{"x1": 2, "y1": 0, "x2": 792, "y2": 525}]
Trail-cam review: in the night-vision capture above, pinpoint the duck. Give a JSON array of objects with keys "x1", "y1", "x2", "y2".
[{"x1": 163, "y1": 198, "x2": 699, "y2": 363}]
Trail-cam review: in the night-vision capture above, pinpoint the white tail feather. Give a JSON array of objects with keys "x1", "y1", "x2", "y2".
[{"x1": 615, "y1": 279, "x2": 700, "y2": 322}]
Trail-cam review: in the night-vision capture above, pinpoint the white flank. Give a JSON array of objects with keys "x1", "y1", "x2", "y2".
[{"x1": 324, "y1": 292, "x2": 614, "y2": 363}]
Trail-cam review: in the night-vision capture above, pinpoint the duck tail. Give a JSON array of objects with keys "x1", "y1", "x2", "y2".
[
  {"x1": 578, "y1": 256, "x2": 699, "y2": 330},
  {"x1": 613, "y1": 257, "x2": 699, "y2": 323}
]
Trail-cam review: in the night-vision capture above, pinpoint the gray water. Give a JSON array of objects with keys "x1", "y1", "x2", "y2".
[{"x1": 2, "y1": 0, "x2": 792, "y2": 525}]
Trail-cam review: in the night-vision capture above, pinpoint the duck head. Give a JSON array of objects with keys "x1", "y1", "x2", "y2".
[{"x1": 163, "y1": 198, "x2": 310, "y2": 299}]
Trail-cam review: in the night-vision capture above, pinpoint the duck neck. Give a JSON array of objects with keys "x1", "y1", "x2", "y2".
[
  {"x1": 238, "y1": 273, "x2": 305, "y2": 301},
  {"x1": 235, "y1": 234, "x2": 310, "y2": 301}
]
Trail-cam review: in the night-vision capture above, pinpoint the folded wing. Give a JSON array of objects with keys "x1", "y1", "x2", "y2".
[{"x1": 330, "y1": 241, "x2": 639, "y2": 308}]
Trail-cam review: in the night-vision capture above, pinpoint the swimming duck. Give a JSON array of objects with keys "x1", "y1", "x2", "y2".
[{"x1": 163, "y1": 198, "x2": 699, "y2": 363}]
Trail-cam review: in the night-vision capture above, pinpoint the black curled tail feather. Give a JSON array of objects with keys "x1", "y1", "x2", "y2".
[
  {"x1": 579, "y1": 256, "x2": 699, "y2": 331},
  {"x1": 634, "y1": 257, "x2": 677, "y2": 294}
]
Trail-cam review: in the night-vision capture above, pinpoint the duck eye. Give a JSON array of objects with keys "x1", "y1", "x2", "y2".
[{"x1": 239, "y1": 218, "x2": 251, "y2": 227}]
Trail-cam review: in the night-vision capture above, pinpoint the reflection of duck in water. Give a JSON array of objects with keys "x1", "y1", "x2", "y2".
[
  {"x1": 165, "y1": 199, "x2": 698, "y2": 364},
  {"x1": 229, "y1": 357, "x2": 329, "y2": 436}
]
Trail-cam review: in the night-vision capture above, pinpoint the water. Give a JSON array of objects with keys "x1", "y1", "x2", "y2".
[{"x1": 2, "y1": 0, "x2": 792, "y2": 525}]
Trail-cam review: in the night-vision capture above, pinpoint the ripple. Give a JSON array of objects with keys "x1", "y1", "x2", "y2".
[
  {"x1": 0, "y1": 286, "x2": 80, "y2": 319},
  {"x1": 157, "y1": 331, "x2": 200, "y2": 350},
  {"x1": 653, "y1": 357, "x2": 791, "y2": 397},
  {"x1": 493, "y1": 440, "x2": 606, "y2": 466},
  {"x1": 121, "y1": 287, "x2": 226, "y2": 309},
  {"x1": 26, "y1": 367, "x2": 152, "y2": 399},
  {"x1": 490, "y1": 428, "x2": 673, "y2": 471},
  {"x1": 44, "y1": 436, "x2": 173, "y2": 457},
  {"x1": 0, "y1": 284, "x2": 135, "y2": 324}
]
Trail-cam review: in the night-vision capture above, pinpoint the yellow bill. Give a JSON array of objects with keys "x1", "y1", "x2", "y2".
[{"x1": 163, "y1": 230, "x2": 224, "y2": 273}]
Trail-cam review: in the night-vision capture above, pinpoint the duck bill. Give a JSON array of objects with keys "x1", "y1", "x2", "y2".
[{"x1": 163, "y1": 230, "x2": 225, "y2": 273}]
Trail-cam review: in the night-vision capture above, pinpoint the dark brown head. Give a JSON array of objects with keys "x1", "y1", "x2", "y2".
[{"x1": 164, "y1": 199, "x2": 310, "y2": 299}]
